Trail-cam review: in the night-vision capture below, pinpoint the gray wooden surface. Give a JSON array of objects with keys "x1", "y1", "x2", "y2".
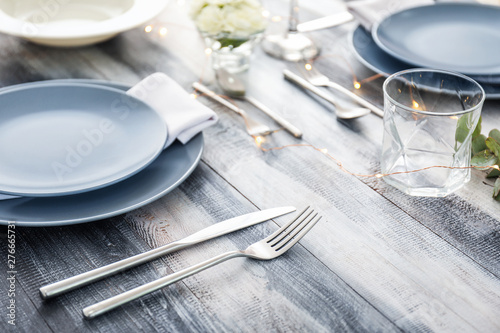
[{"x1": 1, "y1": 1, "x2": 500, "y2": 332}]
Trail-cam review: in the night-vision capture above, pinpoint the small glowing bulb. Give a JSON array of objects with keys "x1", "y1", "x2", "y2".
[
  {"x1": 412, "y1": 101, "x2": 419, "y2": 109},
  {"x1": 271, "y1": 16, "x2": 282, "y2": 22},
  {"x1": 145, "y1": 25, "x2": 153, "y2": 33},
  {"x1": 262, "y1": 10, "x2": 270, "y2": 18},
  {"x1": 494, "y1": 165, "x2": 500, "y2": 170},
  {"x1": 190, "y1": 93, "x2": 198, "y2": 99},
  {"x1": 305, "y1": 63, "x2": 312, "y2": 71},
  {"x1": 205, "y1": 48, "x2": 212, "y2": 55},
  {"x1": 449, "y1": 115, "x2": 459, "y2": 120},
  {"x1": 375, "y1": 174, "x2": 383, "y2": 178},
  {"x1": 159, "y1": 27, "x2": 168, "y2": 36},
  {"x1": 353, "y1": 82, "x2": 361, "y2": 90},
  {"x1": 255, "y1": 136, "x2": 264, "y2": 145},
  {"x1": 320, "y1": 148, "x2": 328, "y2": 154}
]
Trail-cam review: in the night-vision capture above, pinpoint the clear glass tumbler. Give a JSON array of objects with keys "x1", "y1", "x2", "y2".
[{"x1": 381, "y1": 69, "x2": 485, "y2": 197}]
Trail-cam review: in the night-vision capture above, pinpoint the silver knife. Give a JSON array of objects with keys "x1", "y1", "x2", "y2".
[
  {"x1": 283, "y1": 69, "x2": 383, "y2": 118},
  {"x1": 297, "y1": 11, "x2": 354, "y2": 32},
  {"x1": 39, "y1": 206, "x2": 296, "y2": 299},
  {"x1": 284, "y1": 69, "x2": 343, "y2": 108}
]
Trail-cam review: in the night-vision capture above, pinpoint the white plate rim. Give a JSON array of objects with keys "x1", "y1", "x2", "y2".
[{"x1": 0, "y1": 0, "x2": 168, "y2": 41}]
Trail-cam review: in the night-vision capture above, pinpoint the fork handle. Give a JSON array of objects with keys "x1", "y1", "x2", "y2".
[
  {"x1": 324, "y1": 81, "x2": 384, "y2": 118},
  {"x1": 245, "y1": 96, "x2": 303, "y2": 138},
  {"x1": 83, "y1": 250, "x2": 245, "y2": 319}
]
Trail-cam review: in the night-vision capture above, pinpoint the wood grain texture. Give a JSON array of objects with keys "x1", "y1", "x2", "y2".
[{"x1": 0, "y1": 0, "x2": 498, "y2": 332}]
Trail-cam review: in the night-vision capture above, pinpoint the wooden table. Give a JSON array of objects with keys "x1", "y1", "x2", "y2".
[{"x1": 1, "y1": 1, "x2": 499, "y2": 332}]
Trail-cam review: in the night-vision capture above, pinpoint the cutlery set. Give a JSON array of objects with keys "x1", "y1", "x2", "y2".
[
  {"x1": 195, "y1": 65, "x2": 379, "y2": 136},
  {"x1": 40, "y1": 206, "x2": 320, "y2": 319}
]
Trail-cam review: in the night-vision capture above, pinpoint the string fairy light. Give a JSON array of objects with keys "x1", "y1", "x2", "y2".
[
  {"x1": 256, "y1": 142, "x2": 499, "y2": 179},
  {"x1": 148, "y1": 18, "x2": 498, "y2": 183}
]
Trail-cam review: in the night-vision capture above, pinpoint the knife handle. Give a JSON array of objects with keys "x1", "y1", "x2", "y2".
[
  {"x1": 284, "y1": 69, "x2": 341, "y2": 107},
  {"x1": 192, "y1": 81, "x2": 243, "y2": 115},
  {"x1": 324, "y1": 81, "x2": 384, "y2": 118},
  {"x1": 39, "y1": 242, "x2": 185, "y2": 299}
]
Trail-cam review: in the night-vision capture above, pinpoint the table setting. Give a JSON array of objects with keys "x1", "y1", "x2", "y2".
[{"x1": 0, "y1": 0, "x2": 499, "y2": 332}]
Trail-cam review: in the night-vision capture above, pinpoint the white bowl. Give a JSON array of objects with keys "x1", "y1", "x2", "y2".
[{"x1": 0, "y1": 0, "x2": 168, "y2": 47}]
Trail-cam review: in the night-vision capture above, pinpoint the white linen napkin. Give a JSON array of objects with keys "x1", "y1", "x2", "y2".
[
  {"x1": 347, "y1": 0, "x2": 434, "y2": 30},
  {"x1": 0, "y1": 73, "x2": 218, "y2": 200},
  {"x1": 128, "y1": 73, "x2": 218, "y2": 149}
]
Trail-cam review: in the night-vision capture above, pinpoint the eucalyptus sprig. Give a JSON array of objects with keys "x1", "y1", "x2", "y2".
[{"x1": 469, "y1": 117, "x2": 500, "y2": 200}]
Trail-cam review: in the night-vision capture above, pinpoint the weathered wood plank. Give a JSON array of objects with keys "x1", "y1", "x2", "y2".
[{"x1": 0, "y1": 228, "x2": 53, "y2": 333}]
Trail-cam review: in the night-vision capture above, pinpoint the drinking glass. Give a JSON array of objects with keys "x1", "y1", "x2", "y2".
[
  {"x1": 261, "y1": 0, "x2": 319, "y2": 61},
  {"x1": 381, "y1": 69, "x2": 485, "y2": 197}
]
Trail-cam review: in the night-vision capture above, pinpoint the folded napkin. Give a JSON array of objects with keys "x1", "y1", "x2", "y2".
[
  {"x1": 128, "y1": 73, "x2": 218, "y2": 148},
  {"x1": 347, "y1": 0, "x2": 434, "y2": 30},
  {"x1": 0, "y1": 73, "x2": 218, "y2": 200}
]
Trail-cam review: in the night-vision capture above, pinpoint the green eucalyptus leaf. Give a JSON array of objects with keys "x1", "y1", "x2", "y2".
[
  {"x1": 455, "y1": 115, "x2": 470, "y2": 143},
  {"x1": 489, "y1": 129, "x2": 500, "y2": 144},
  {"x1": 487, "y1": 168, "x2": 500, "y2": 178},
  {"x1": 486, "y1": 137, "x2": 500, "y2": 157},
  {"x1": 218, "y1": 38, "x2": 247, "y2": 48},
  {"x1": 494, "y1": 178, "x2": 500, "y2": 201},
  {"x1": 471, "y1": 150, "x2": 497, "y2": 170},
  {"x1": 472, "y1": 116, "x2": 482, "y2": 139},
  {"x1": 472, "y1": 134, "x2": 488, "y2": 155}
]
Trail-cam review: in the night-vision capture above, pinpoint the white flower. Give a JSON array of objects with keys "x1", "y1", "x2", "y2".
[{"x1": 190, "y1": 0, "x2": 267, "y2": 38}]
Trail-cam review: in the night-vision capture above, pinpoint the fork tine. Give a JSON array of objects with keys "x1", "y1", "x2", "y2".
[
  {"x1": 268, "y1": 209, "x2": 315, "y2": 248},
  {"x1": 271, "y1": 211, "x2": 317, "y2": 249},
  {"x1": 274, "y1": 214, "x2": 321, "y2": 253},
  {"x1": 265, "y1": 206, "x2": 311, "y2": 244}
]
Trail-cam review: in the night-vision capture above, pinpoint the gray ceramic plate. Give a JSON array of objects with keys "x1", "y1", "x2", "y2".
[
  {"x1": 372, "y1": 3, "x2": 500, "y2": 75},
  {"x1": 351, "y1": 25, "x2": 500, "y2": 99},
  {"x1": 0, "y1": 80, "x2": 203, "y2": 226},
  {"x1": 0, "y1": 82, "x2": 167, "y2": 196}
]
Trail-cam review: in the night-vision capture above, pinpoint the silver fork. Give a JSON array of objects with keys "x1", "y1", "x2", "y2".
[
  {"x1": 193, "y1": 81, "x2": 273, "y2": 137},
  {"x1": 299, "y1": 62, "x2": 384, "y2": 117},
  {"x1": 83, "y1": 207, "x2": 320, "y2": 319}
]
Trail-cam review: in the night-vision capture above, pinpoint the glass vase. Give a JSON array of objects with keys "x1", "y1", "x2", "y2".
[{"x1": 203, "y1": 32, "x2": 263, "y2": 74}]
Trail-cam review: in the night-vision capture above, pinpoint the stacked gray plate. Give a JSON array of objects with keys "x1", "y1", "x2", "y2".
[
  {"x1": 352, "y1": 3, "x2": 500, "y2": 98},
  {"x1": 0, "y1": 80, "x2": 203, "y2": 226}
]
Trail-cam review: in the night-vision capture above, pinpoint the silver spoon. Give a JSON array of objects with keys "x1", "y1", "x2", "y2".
[{"x1": 216, "y1": 69, "x2": 303, "y2": 138}]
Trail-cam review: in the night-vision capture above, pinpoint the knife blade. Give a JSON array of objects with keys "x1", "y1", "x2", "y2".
[
  {"x1": 39, "y1": 206, "x2": 296, "y2": 299},
  {"x1": 297, "y1": 11, "x2": 354, "y2": 32}
]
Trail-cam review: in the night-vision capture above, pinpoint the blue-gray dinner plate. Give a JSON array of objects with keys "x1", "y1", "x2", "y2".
[
  {"x1": 0, "y1": 80, "x2": 203, "y2": 226},
  {"x1": 372, "y1": 3, "x2": 500, "y2": 75},
  {"x1": 351, "y1": 25, "x2": 500, "y2": 99},
  {"x1": 0, "y1": 82, "x2": 167, "y2": 196}
]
